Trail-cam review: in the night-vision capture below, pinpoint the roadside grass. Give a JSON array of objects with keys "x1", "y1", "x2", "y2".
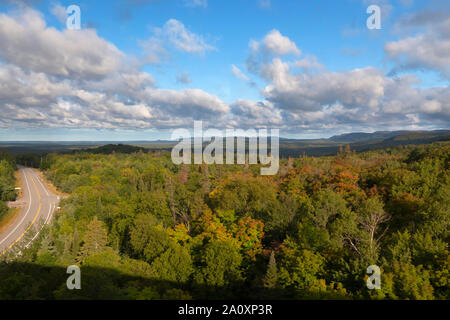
[
  {"x1": 0, "y1": 169, "x2": 23, "y2": 233},
  {"x1": 31, "y1": 168, "x2": 69, "y2": 198},
  {"x1": 14, "y1": 170, "x2": 22, "y2": 199},
  {"x1": 0, "y1": 208, "x2": 20, "y2": 233}
]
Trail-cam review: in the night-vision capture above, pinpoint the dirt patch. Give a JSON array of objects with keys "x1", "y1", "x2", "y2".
[{"x1": 7, "y1": 200, "x2": 26, "y2": 208}]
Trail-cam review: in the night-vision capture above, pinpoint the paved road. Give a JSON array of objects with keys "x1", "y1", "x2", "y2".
[{"x1": 0, "y1": 166, "x2": 59, "y2": 255}]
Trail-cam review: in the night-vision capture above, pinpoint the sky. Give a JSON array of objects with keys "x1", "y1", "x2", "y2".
[{"x1": 0, "y1": 0, "x2": 448, "y2": 141}]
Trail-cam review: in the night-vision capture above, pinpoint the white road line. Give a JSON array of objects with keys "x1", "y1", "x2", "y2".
[
  {"x1": 25, "y1": 203, "x2": 53, "y2": 249},
  {"x1": 24, "y1": 170, "x2": 57, "y2": 249},
  {"x1": 33, "y1": 170, "x2": 49, "y2": 196},
  {"x1": 2, "y1": 168, "x2": 59, "y2": 252},
  {"x1": 44, "y1": 202, "x2": 53, "y2": 225},
  {"x1": 0, "y1": 168, "x2": 33, "y2": 246}
]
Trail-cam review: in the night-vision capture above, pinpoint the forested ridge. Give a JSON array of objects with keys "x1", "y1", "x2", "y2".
[{"x1": 0, "y1": 142, "x2": 448, "y2": 300}]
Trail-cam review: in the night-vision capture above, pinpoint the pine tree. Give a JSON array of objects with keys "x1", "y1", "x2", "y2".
[
  {"x1": 79, "y1": 217, "x2": 108, "y2": 260},
  {"x1": 165, "y1": 176, "x2": 177, "y2": 224},
  {"x1": 97, "y1": 197, "x2": 103, "y2": 216},
  {"x1": 72, "y1": 228, "x2": 80, "y2": 257},
  {"x1": 38, "y1": 232, "x2": 55, "y2": 255},
  {"x1": 263, "y1": 251, "x2": 278, "y2": 289}
]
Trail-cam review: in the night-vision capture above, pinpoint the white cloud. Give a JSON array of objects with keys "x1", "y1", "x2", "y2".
[
  {"x1": 158, "y1": 19, "x2": 216, "y2": 54},
  {"x1": 184, "y1": 0, "x2": 207, "y2": 8},
  {"x1": 240, "y1": 53, "x2": 450, "y2": 132},
  {"x1": 139, "y1": 18, "x2": 216, "y2": 62},
  {"x1": 246, "y1": 29, "x2": 301, "y2": 77},
  {"x1": 292, "y1": 55, "x2": 326, "y2": 73},
  {"x1": 0, "y1": 8, "x2": 124, "y2": 79},
  {"x1": 0, "y1": 8, "x2": 229, "y2": 130},
  {"x1": 50, "y1": 3, "x2": 67, "y2": 24},
  {"x1": 385, "y1": 15, "x2": 450, "y2": 78},
  {"x1": 231, "y1": 64, "x2": 249, "y2": 81},
  {"x1": 230, "y1": 100, "x2": 282, "y2": 127},
  {"x1": 394, "y1": 9, "x2": 448, "y2": 30},
  {"x1": 0, "y1": 59, "x2": 231, "y2": 129},
  {"x1": 144, "y1": 88, "x2": 229, "y2": 118},
  {"x1": 262, "y1": 59, "x2": 388, "y2": 111},
  {"x1": 0, "y1": 6, "x2": 448, "y2": 135},
  {"x1": 261, "y1": 29, "x2": 300, "y2": 56},
  {"x1": 138, "y1": 36, "x2": 169, "y2": 64}
]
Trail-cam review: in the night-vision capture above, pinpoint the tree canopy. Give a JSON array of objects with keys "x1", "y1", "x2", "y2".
[{"x1": 0, "y1": 142, "x2": 448, "y2": 300}]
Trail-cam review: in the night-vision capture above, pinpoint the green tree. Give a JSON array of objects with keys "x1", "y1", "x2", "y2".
[
  {"x1": 0, "y1": 201, "x2": 9, "y2": 221},
  {"x1": 150, "y1": 243, "x2": 194, "y2": 283},
  {"x1": 195, "y1": 240, "x2": 243, "y2": 288},
  {"x1": 79, "y1": 217, "x2": 109, "y2": 260},
  {"x1": 357, "y1": 197, "x2": 390, "y2": 262},
  {"x1": 264, "y1": 251, "x2": 278, "y2": 289},
  {"x1": 130, "y1": 214, "x2": 171, "y2": 262}
]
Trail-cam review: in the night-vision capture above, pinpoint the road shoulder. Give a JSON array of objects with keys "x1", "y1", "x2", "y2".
[
  {"x1": 31, "y1": 168, "x2": 69, "y2": 198},
  {"x1": 0, "y1": 169, "x2": 24, "y2": 233}
]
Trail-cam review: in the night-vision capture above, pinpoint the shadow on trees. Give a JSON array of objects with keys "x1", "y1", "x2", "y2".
[{"x1": 0, "y1": 262, "x2": 306, "y2": 300}]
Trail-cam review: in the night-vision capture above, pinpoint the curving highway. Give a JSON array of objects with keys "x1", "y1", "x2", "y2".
[{"x1": 0, "y1": 166, "x2": 59, "y2": 256}]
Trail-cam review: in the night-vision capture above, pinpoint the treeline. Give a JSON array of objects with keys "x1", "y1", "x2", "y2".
[
  {"x1": 79, "y1": 144, "x2": 149, "y2": 154},
  {"x1": 0, "y1": 142, "x2": 448, "y2": 299},
  {"x1": 0, "y1": 152, "x2": 16, "y2": 220},
  {"x1": 15, "y1": 153, "x2": 41, "y2": 168}
]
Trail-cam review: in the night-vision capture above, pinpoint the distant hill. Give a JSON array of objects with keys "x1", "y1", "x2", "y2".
[
  {"x1": 329, "y1": 130, "x2": 449, "y2": 144},
  {"x1": 80, "y1": 144, "x2": 149, "y2": 154},
  {"x1": 280, "y1": 130, "x2": 450, "y2": 157},
  {"x1": 328, "y1": 131, "x2": 407, "y2": 143},
  {"x1": 0, "y1": 130, "x2": 449, "y2": 157},
  {"x1": 385, "y1": 131, "x2": 450, "y2": 142}
]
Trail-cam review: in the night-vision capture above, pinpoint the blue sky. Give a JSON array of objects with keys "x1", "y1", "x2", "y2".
[{"x1": 0, "y1": 0, "x2": 448, "y2": 140}]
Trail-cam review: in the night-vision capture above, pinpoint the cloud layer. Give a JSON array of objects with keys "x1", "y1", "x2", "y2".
[
  {"x1": 0, "y1": 9, "x2": 228, "y2": 130},
  {"x1": 386, "y1": 11, "x2": 450, "y2": 78},
  {"x1": 0, "y1": 6, "x2": 448, "y2": 136}
]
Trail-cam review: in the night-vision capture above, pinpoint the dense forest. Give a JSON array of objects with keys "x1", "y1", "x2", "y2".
[
  {"x1": 0, "y1": 152, "x2": 16, "y2": 221},
  {"x1": 0, "y1": 142, "x2": 448, "y2": 300}
]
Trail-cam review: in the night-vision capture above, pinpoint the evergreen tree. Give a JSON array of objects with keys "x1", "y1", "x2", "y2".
[
  {"x1": 264, "y1": 251, "x2": 278, "y2": 289},
  {"x1": 79, "y1": 217, "x2": 108, "y2": 260},
  {"x1": 72, "y1": 228, "x2": 80, "y2": 257}
]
